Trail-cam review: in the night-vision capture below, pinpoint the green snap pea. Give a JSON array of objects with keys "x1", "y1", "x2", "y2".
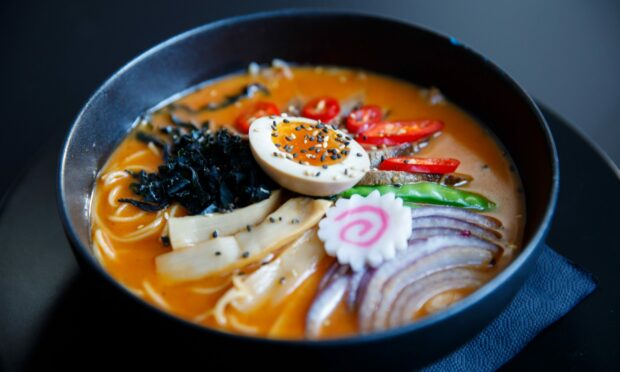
[{"x1": 340, "y1": 183, "x2": 495, "y2": 211}]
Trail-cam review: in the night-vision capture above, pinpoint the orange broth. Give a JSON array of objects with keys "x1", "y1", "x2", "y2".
[{"x1": 90, "y1": 65, "x2": 525, "y2": 339}]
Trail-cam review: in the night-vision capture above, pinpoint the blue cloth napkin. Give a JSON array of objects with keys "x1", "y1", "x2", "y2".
[{"x1": 423, "y1": 245, "x2": 597, "y2": 371}]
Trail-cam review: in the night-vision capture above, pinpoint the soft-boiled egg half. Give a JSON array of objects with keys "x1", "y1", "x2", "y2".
[{"x1": 249, "y1": 115, "x2": 370, "y2": 196}]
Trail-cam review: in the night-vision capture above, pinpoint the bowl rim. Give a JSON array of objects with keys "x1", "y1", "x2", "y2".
[{"x1": 57, "y1": 8, "x2": 560, "y2": 347}]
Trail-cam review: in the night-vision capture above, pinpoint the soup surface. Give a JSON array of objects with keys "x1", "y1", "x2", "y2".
[{"x1": 91, "y1": 63, "x2": 524, "y2": 339}]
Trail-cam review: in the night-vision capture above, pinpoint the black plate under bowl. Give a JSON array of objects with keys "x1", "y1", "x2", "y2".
[{"x1": 57, "y1": 10, "x2": 558, "y2": 370}]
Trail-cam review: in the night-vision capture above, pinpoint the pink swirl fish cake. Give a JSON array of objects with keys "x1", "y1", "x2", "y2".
[{"x1": 318, "y1": 190, "x2": 412, "y2": 271}]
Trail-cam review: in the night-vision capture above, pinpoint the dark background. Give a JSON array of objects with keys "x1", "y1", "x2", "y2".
[
  {"x1": 1, "y1": 0, "x2": 619, "y2": 197},
  {"x1": 1, "y1": 0, "x2": 619, "y2": 370}
]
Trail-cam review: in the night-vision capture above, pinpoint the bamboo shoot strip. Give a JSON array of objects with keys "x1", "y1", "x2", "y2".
[
  {"x1": 229, "y1": 228, "x2": 325, "y2": 313},
  {"x1": 168, "y1": 190, "x2": 283, "y2": 249},
  {"x1": 156, "y1": 197, "x2": 332, "y2": 283}
]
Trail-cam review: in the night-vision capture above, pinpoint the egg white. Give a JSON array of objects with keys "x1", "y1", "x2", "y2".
[{"x1": 249, "y1": 116, "x2": 370, "y2": 196}]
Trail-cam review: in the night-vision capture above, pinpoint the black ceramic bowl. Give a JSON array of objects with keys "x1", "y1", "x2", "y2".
[{"x1": 57, "y1": 10, "x2": 558, "y2": 370}]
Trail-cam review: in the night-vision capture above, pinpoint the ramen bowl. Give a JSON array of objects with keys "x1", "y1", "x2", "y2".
[{"x1": 58, "y1": 10, "x2": 558, "y2": 370}]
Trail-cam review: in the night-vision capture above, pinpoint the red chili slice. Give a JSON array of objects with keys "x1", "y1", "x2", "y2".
[
  {"x1": 235, "y1": 101, "x2": 280, "y2": 134},
  {"x1": 358, "y1": 120, "x2": 444, "y2": 146},
  {"x1": 302, "y1": 96, "x2": 340, "y2": 122},
  {"x1": 379, "y1": 156, "x2": 460, "y2": 174},
  {"x1": 346, "y1": 105, "x2": 382, "y2": 134}
]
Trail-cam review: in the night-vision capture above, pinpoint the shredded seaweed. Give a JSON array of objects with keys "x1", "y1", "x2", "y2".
[
  {"x1": 168, "y1": 83, "x2": 269, "y2": 114},
  {"x1": 119, "y1": 126, "x2": 276, "y2": 215},
  {"x1": 161, "y1": 236, "x2": 171, "y2": 246},
  {"x1": 169, "y1": 113, "x2": 199, "y2": 131},
  {"x1": 136, "y1": 132, "x2": 166, "y2": 148}
]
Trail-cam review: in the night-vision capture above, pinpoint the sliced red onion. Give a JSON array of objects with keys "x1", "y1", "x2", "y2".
[
  {"x1": 318, "y1": 261, "x2": 349, "y2": 291},
  {"x1": 307, "y1": 205, "x2": 507, "y2": 335},
  {"x1": 357, "y1": 235, "x2": 494, "y2": 332},
  {"x1": 388, "y1": 268, "x2": 486, "y2": 328},
  {"x1": 409, "y1": 227, "x2": 502, "y2": 245},
  {"x1": 411, "y1": 216, "x2": 501, "y2": 241},
  {"x1": 370, "y1": 245, "x2": 494, "y2": 331},
  {"x1": 305, "y1": 276, "x2": 349, "y2": 339},
  {"x1": 409, "y1": 206, "x2": 501, "y2": 229},
  {"x1": 346, "y1": 269, "x2": 366, "y2": 311},
  {"x1": 352, "y1": 269, "x2": 374, "y2": 310}
]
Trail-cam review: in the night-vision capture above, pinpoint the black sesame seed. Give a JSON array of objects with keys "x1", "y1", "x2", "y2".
[
  {"x1": 275, "y1": 143, "x2": 281, "y2": 147},
  {"x1": 212, "y1": 230, "x2": 219, "y2": 238},
  {"x1": 272, "y1": 133, "x2": 278, "y2": 137},
  {"x1": 315, "y1": 171, "x2": 321, "y2": 177},
  {"x1": 394, "y1": 183, "x2": 403, "y2": 188},
  {"x1": 215, "y1": 251, "x2": 221, "y2": 256},
  {"x1": 246, "y1": 225, "x2": 252, "y2": 232},
  {"x1": 291, "y1": 218, "x2": 300, "y2": 224},
  {"x1": 242, "y1": 251, "x2": 250, "y2": 258},
  {"x1": 322, "y1": 165, "x2": 328, "y2": 169},
  {"x1": 283, "y1": 119, "x2": 290, "y2": 123},
  {"x1": 356, "y1": 153, "x2": 362, "y2": 157},
  {"x1": 344, "y1": 169, "x2": 349, "y2": 175},
  {"x1": 278, "y1": 216, "x2": 282, "y2": 221},
  {"x1": 269, "y1": 216, "x2": 276, "y2": 223}
]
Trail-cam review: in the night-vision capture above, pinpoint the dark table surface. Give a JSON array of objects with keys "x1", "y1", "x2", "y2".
[{"x1": 2, "y1": 1, "x2": 620, "y2": 370}]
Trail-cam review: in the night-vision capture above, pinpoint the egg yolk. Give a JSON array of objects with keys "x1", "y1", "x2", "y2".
[{"x1": 271, "y1": 121, "x2": 351, "y2": 166}]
